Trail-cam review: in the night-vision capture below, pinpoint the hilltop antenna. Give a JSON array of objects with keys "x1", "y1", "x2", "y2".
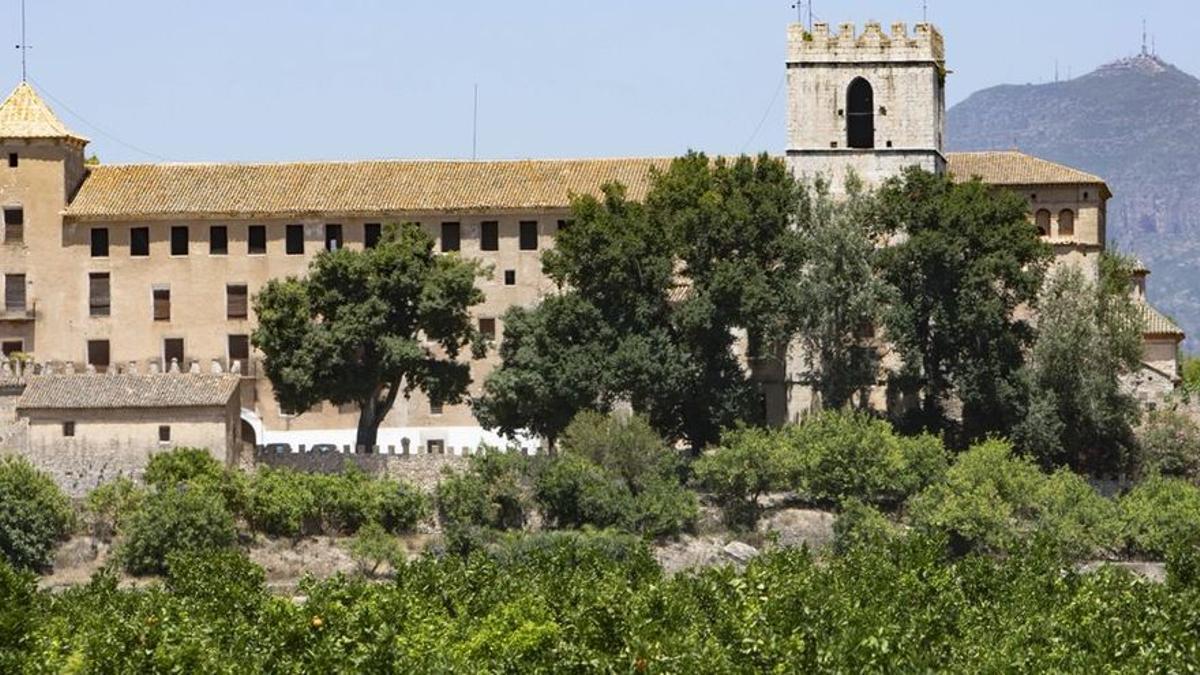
[
  {"x1": 923, "y1": 1, "x2": 928, "y2": 23},
  {"x1": 1142, "y1": 19, "x2": 1148, "y2": 56},
  {"x1": 791, "y1": 1, "x2": 813, "y2": 30},
  {"x1": 14, "y1": 0, "x2": 29, "y2": 82}
]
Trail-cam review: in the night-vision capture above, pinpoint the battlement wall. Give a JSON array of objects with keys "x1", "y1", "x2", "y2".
[{"x1": 788, "y1": 21, "x2": 945, "y2": 64}]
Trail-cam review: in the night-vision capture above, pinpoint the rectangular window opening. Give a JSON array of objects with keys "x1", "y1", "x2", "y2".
[
  {"x1": 3, "y1": 207, "x2": 23, "y2": 243},
  {"x1": 227, "y1": 284, "x2": 249, "y2": 319},
  {"x1": 364, "y1": 223, "x2": 382, "y2": 249},
  {"x1": 228, "y1": 334, "x2": 250, "y2": 363},
  {"x1": 130, "y1": 227, "x2": 150, "y2": 256},
  {"x1": 324, "y1": 224, "x2": 343, "y2": 251},
  {"x1": 441, "y1": 222, "x2": 461, "y2": 252},
  {"x1": 62, "y1": 421, "x2": 75, "y2": 437},
  {"x1": 170, "y1": 226, "x2": 188, "y2": 256},
  {"x1": 4, "y1": 274, "x2": 25, "y2": 314},
  {"x1": 480, "y1": 221, "x2": 499, "y2": 251},
  {"x1": 247, "y1": 225, "x2": 266, "y2": 255},
  {"x1": 86, "y1": 339, "x2": 110, "y2": 372},
  {"x1": 158, "y1": 425, "x2": 171, "y2": 443},
  {"x1": 90, "y1": 228, "x2": 109, "y2": 257},
  {"x1": 285, "y1": 224, "x2": 304, "y2": 255},
  {"x1": 479, "y1": 317, "x2": 497, "y2": 341},
  {"x1": 519, "y1": 221, "x2": 538, "y2": 251},
  {"x1": 210, "y1": 225, "x2": 228, "y2": 255},
  {"x1": 504, "y1": 270, "x2": 516, "y2": 286},
  {"x1": 163, "y1": 337, "x2": 185, "y2": 370},
  {"x1": 152, "y1": 287, "x2": 170, "y2": 321},
  {"x1": 2, "y1": 340, "x2": 23, "y2": 356},
  {"x1": 7, "y1": 153, "x2": 16, "y2": 168},
  {"x1": 88, "y1": 273, "x2": 110, "y2": 317}
]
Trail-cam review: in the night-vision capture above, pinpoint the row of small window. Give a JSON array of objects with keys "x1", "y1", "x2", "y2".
[
  {"x1": 86, "y1": 220, "x2": 560, "y2": 258},
  {"x1": 62, "y1": 421, "x2": 175, "y2": 442},
  {"x1": 86, "y1": 275, "x2": 249, "y2": 319},
  {"x1": 82, "y1": 335, "x2": 251, "y2": 371},
  {"x1": 1034, "y1": 209, "x2": 1075, "y2": 237}
]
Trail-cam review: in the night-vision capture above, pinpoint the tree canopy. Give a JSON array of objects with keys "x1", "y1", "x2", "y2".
[{"x1": 253, "y1": 223, "x2": 487, "y2": 449}]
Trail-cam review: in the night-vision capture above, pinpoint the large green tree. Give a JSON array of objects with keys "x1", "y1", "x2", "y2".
[
  {"x1": 1015, "y1": 252, "x2": 1144, "y2": 474},
  {"x1": 787, "y1": 175, "x2": 891, "y2": 410},
  {"x1": 253, "y1": 223, "x2": 487, "y2": 449},
  {"x1": 478, "y1": 153, "x2": 800, "y2": 451},
  {"x1": 877, "y1": 168, "x2": 1052, "y2": 443}
]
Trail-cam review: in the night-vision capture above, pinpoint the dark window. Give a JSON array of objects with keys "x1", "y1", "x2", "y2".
[
  {"x1": 441, "y1": 222, "x2": 461, "y2": 252},
  {"x1": 847, "y1": 77, "x2": 875, "y2": 150},
  {"x1": 163, "y1": 337, "x2": 185, "y2": 369},
  {"x1": 88, "y1": 273, "x2": 110, "y2": 317},
  {"x1": 519, "y1": 221, "x2": 538, "y2": 250},
  {"x1": 3, "y1": 208, "x2": 23, "y2": 243},
  {"x1": 227, "y1": 284, "x2": 249, "y2": 319},
  {"x1": 228, "y1": 334, "x2": 250, "y2": 362},
  {"x1": 325, "y1": 224, "x2": 343, "y2": 251},
  {"x1": 427, "y1": 439, "x2": 445, "y2": 454},
  {"x1": 1035, "y1": 210, "x2": 1051, "y2": 237},
  {"x1": 90, "y1": 228, "x2": 109, "y2": 257},
  {"x1": 7, "y1": 153, "x2": 16, "y2": 168},
  {"x1": 152, "y1": 287, "x2": 170, "y2": 321},
  {"x1": 479, "y1": 317, "x2": 496, "y2": 341},
  {"x1": 62, "y1": 421, "x2": 74, "y2": 437},
  {"x1": 159, "y1": 425, "x2": 171, "y2": 442},
  {"x1": 504, "y1": 270, "x2": 516, "y2": 286},
  {"x1": 170, "y1": 226, "x2": 188, "y2": 256},
  {"x1": 248, "y1": 225, "x2": 266, "y2": 254},
  {"x1": 364, "y1": 223, "x2": 382, "y2": 249},
  {"x1": 87, "y1": 339, "x2": 110, "y2": 371},
  {"x1": 1058, "y1": 210, "x2": 1075, "y2": 237},
  {"x1": 210, "y1": 225, "x2": 228, "y2": 255},
  {"x1": 130, "y1": 227, "x2": 150, "y2": 256},
  {"x1": 5, "y1": 274, "x2": 25, "y2": 313},
  {"x1": 1, "y1": 340, "x2": 23, "y2": 355},
  {"x1": 286, "y1": 225, "x2": 304, "y2": 255},
  {"x1": 557, "y1": 219, "x2": 574, "y2": 232},
  {"x1": 480, "y1": 221, "x2": 499, "y2": 251}
]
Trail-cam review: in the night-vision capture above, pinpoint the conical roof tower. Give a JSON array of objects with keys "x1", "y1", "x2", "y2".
[{"x1": 0, "y1": 82, "x2": 88, "y2": 145}]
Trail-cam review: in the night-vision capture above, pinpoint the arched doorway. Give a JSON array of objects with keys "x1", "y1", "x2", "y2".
[{"x1": 847, "y1": 78, "x2": 875, "y2": 149}]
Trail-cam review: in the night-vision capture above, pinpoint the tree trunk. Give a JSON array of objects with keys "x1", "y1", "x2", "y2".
[{"x1": 355, "y1": 401, "x2": 379, "y2": 451}]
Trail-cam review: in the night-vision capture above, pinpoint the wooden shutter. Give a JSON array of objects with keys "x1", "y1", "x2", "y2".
[
  {"x1": 227, "y1": 284, "x2": 248, "y2": 319},
  {"x1": 519, "y1": 221, "x2": 538, "y2": 250},
  {"x1": 153, "y1": 288, "x2": 170, "y2": 321},
  {"x1": 4, "y1": 208, "x2": 23, "y2": 243},
  {"x1": 87, "y1": 340, "x2": 110, "y2": 368},
  {"x1": 89, "y1": 273, "x2": 110, "y2": 316},
  {"x1": 228, "y1": 334, "x2": 250, "y2": 361},
  {"x1": 481, "y1": 221, "x2": 499, "y2": 251},
  {"x1": 5, "y1": 274, "x2": 25, "y2": 313}
]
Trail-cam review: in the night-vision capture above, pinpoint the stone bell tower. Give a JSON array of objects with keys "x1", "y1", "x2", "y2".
[{"x1": 786, "y1": 21, "x2": 947, "y2": 192}]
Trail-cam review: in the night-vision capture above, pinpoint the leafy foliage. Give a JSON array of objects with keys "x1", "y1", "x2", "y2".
[
  {"x1": 1120, "y1": 475, "x2": 1200, "y2": 558},
  {"x1": 243, "y1": 466, "x2": 429, "y2": 537},
  {"x1": 0, "y1": 457, "x2": 73, "y2": 571},
  {"x1": 694, "y1": 426, "x2": 792, "y2": 528},
  {"x1": 436, "y1": 450, "x2": 531, "y2": 553},
  {"x1": 833, "y1": 498, "x2": 899, "y2": 555},
  {"x1": 121, "y1": 487, "x2": 237, "y2": 576},
  {"x1": 1016, "y1": 254, "x2": 1144, "y2": 474},
  {"x1": 84, "y1": 477, "x2": 146, "y2": 541},
  {"x1": 253, "y1": 222, "x2": 487, "y2": 448},
  {"x1": 877, "y1": 168, "x2": 1052, "y2": 443},
  {"x1": 348, "y1": 521, "x2": 405, "y2": 576},
  {"x1": 1137, "y1": 409, "x2": 1200, "y2": 481}
]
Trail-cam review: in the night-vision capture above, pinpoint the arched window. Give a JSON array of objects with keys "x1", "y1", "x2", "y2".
[
  {"x1": 1035, "y1": 209, "x2": 1051, "y2": 237},
  {"x1": 1058, "y1": 209, "x2": 1075, "y2": 237},
  {"x1": 846, "y1": 78, "x2": 875, "y2": 150}
]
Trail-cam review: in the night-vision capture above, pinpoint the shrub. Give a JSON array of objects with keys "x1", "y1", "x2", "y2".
[
  {"x1": 1033, "y1": 469, "x2": 1122, "y2": 559},
  {"x1": 143, "y1": 448, "x2": 225, "y2": 490},
  {"x1": 84, "y1": 477, "x2": 146, "y2": 541},
  {"x1": 788, "y1": 411, "x2": 948, "y2": 507},
  {"x1": 834, "y1": 498, "x2": 899, "y2": 555},
  {"x1": 0, "y1": 456, "x2": 73, "y2": 571},
  {"x1": 244, "y1": 467, "x2": 319, "y2": 537},
  {"x1": 1137, "y1": 410, "x2": 1200, "y2": 480},
  {"x1": 437, "y1": 450, "x2": 530, "y2": 535},
  {"x1": 558, "y1": 411, "x2": 680, "y2": 491},
  {"x1": 374, "y1": 479, "x2": 431, "y2": 534},
  {"x1": 627, "y1": 476, "x2": 698, "y2": 539},
  {"x1": 694, "y1": 427, "x2": 790, "y2": 528},
  {"x1": 1121, "y1": 475, "x2": 1200, "y2": 558},
  {"x1": 164, "y1": 549, "x2": 267, "y2": 614},
  {"x1": 908, "y1": 439, "x2": 1044, "y2": 554},
  {"x1": 311, "y1": 469, "x2": 378, "y2": 534},
  {"x1": 121, "y1": 487, "x2": 237, "y2": 575},
  {"x1": 348, "y1": 521, "x2": 405, "y2": 576},
  {"x1": 534, "y1": 454, "x2": 630, "y2": 530}
]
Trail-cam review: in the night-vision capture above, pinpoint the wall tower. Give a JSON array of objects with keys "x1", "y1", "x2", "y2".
[{"x1": 786, "y1": 21, "x2": 947, "y2": 191}]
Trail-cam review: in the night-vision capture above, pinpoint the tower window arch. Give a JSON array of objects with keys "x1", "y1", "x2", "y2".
[
  {"x1": 1058, "y1": 209, "x2": 1075, "y2": 237},
  {"x1": 1035, "y1": 210, "x2": 1051, "y2": 237},
  {"x1": 846, "y1": 77, "x2": 875, "y2": 150}
]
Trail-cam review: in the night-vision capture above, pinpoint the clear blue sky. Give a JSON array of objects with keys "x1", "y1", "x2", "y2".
[{"x1": 10, "y1": 0, "x2": 1196, "y2": 164}]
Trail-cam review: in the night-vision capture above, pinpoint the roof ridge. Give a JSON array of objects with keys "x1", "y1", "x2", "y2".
[
  {"x1": 0, "y1": 81, "x2": 88, "y2": 143},
  {"x1": 88, "y1": 156, "x2": 677, "y2": 170}
]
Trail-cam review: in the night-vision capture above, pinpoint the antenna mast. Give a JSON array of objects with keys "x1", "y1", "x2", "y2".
[
  {"x1": 1142, "y1": 19, "x2": 1148, "y2": 56},
  {"x1": 792, "y1": 1, "x2": 812, "y2": 30},
  {"x1": 15, "y1": 0, "x2": 28, "y2": 81},
  {"x1": 923, "y1": 1, "x2": 928, "y2": 23}
]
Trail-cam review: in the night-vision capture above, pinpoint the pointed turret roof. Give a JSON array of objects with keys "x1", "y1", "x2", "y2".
[{"x1": 0, "y1": 82, "x2": 88, "y2": 144}]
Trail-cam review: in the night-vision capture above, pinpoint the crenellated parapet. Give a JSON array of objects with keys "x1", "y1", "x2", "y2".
[{"x1": 787, "y1": 21, "x2": 945, "y2": 64}]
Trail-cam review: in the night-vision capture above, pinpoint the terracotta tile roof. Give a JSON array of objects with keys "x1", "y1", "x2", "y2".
[
  {"x1": 1139, "y1": 299, "x2": 1185, "y2": 338},
  {"x1": 946, "y1": 151, "x2": 1109, "y2": 191},
  {"x1": 61, "y1": 151, "x2": 1109, "y2": 221},
  {"x1": 64, "y1": 158, "x2": 671, "y2": 220},
  {"x1": 0, "y1": 82, "x2": 88, "y2": 143},
  {"x1": 16, "y1": 374, "x2": 240, "y2": 410}
]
